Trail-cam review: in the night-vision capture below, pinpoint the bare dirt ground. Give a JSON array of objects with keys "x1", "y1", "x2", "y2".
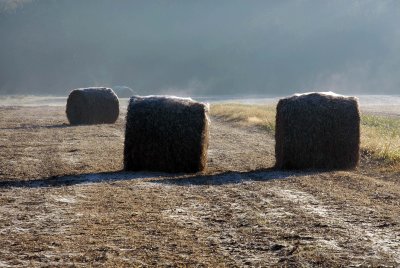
[{"x1": 0, "y1": 105, "x2": 399, "y2": 267}]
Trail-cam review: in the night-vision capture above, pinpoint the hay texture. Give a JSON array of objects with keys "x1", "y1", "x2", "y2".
[
  {"x1": 275, "y1": 92, "x2": 360, "y2": 170},
  {"x1": 66, "y1": 87, "x2": 119, "y2": 125},
  {"x1": 124, "y1": 96, "x2": 209, "y2": 173}
]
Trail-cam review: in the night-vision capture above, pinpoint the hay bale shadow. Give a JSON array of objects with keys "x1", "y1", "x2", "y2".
[
  {"x1": 44, "y1": 124, "x2": 73, "y2": 129},
  {"x1": 0, "y1": 169, "x2": 326, "y2": 189},
  {"x1": 0, "y1": 123, "x2": 72, "y2": 130},
  {"x1": 151, "y1": 168, "x2": 312, "y2": 186},
  {"x1": 0, "y1": 171, "x2": 165, "y2": 188}
]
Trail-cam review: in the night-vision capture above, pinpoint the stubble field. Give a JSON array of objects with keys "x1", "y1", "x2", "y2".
[{"x1": 0, "y1": 98, "x2": 399, "y2": 267}]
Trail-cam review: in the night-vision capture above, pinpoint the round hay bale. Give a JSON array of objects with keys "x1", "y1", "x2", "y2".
[
  {"x1": 275, "y1": 92, "x2": 360, "y2": 170},
  {"x1": 66, "y1": 87, "x2": 119, "y2": 125},
  {"x1": 112, "y1": 86, "x2": 135, "y2": 98},
  {"x1": 124, "y1": 95, "x2": 210, "y2": 173}
]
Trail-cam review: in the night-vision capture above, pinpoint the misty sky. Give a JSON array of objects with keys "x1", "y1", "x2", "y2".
[{"x1": 1, "y1": 0, "x2": 399, "y2": 96}]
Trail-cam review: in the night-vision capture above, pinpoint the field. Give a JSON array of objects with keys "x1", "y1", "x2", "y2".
[{"x1": 0, "y1": 98, "x2": 399, "y2": 267}]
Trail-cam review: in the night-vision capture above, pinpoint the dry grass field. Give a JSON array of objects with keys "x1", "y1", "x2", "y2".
[
  {"x1": 0, "y1": 100, "x2": 399, "y2": 267},
  {"x1": 212, "y1": 103, "x2": 400, "y2": 166}
]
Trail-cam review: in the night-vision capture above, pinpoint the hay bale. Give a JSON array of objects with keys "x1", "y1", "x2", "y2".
[
  {"x1": 124, "y1": 95, "x2": 209, "y2": 173},
  {"x1": 66, "y1": 87, "x2": 119, "y2": 125},
  {"x1": 275, "y1": 92, "x2": 360, "y2": 170}
]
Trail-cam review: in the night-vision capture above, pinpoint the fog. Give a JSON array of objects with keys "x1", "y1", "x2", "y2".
[{"x1": 1, "y1": 0, "x2": 399, "y2": 96}]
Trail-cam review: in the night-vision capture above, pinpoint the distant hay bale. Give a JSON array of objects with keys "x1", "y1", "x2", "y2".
[
  {"x1": 124, "y1": 96, "x2": 209, "y2": 173},
  {"x1": 275, "y1": 92, "x2": 360, "y2": 170},
  {"x1": 66, "y1": 87, "x2": 119, "y2": 125},
  {"x1": 112, "y1": 86, "x2": 135, "y2": 98}
]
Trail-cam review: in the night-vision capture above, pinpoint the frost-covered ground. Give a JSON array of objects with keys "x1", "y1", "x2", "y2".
[{"x1": 0, "y1": 104, "x2": 399, "y2": 266}]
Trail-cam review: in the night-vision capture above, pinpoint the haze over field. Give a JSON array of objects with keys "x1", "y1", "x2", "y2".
[
  {"x1": 1, "y1": 0, "x2": 400, "y2": 96},
  {"x1": 1, "y1": 2, "x2": 400, "y2": 266}
]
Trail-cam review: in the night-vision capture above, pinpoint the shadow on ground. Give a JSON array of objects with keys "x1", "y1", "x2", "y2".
[
  {"x1": 0, "y1": 168, "x2": 312, "y2": 189},
  {"x1": 0, "y1": 123, "x2": 71, "y2": 130},
  {"x1": 151, "y1": 168, "x2": 305, "y2": 186},
  {"x1": 0, "y1": 122, "x2": 126, "y2": 130},
  {"x1": 0, "y1": 171, "x2": 164, "y2": 188}
]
